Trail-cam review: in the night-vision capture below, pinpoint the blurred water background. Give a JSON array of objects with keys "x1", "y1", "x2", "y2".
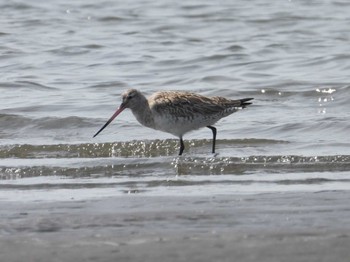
[{"x1": 1, "y1": 0, "x2": 349, "y2": 201}]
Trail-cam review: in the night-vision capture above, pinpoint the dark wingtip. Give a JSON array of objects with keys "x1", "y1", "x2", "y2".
[{"x1": 241, "y1": 98, "x2": 254, "y2": 108}]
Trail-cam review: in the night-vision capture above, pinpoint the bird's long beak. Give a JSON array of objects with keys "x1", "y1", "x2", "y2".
[{"x1": 93, "y1": 104, "x2": 126, "y2": 138}]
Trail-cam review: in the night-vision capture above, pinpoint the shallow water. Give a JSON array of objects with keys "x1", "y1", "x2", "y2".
[{"x1": 1, "y1": 0, "x2": 350, "y2": 201}]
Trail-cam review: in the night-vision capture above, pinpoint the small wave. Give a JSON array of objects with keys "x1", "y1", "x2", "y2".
[
  {"x1": 0, "y1": 139, "x2": 288, "y2": 159},
  {"x1": 15, "y1": 81, "x2": 57, "y2": 90},
  {"x1": 48, "y1": 46, "x2": 94, "y2": 56},
  {"x1": 173, "y1": 155, "x2": 350, "y2": 175},
  {"x1": 0, "y1": 115, "x2": 93, "y2": 133},
  {"x1": 0, "y1": 81, "x2": 57, "y2": 91},
  {"x1": 88, "y1": 80, "x2": 128, "y2": 89},
  {"x1": 0, "y1": 154, "x2": 349, "y2": 180},
  {"x1": 0, "y1": 114, "x2": 33, "y2": 130},
  {"x1": 200, "y1": 75, "x2": 237, "y2": 83},
  {"x1": 225, "y1": 44, "x2": 245, "y2": 52},
  {"x1": 34, "y1": 116, "x2": 94, "y2": 130},
  {"x1": 0, "y1": 140, "x2": 349, "y2": 180},
  {"x1": 97, "y1": 16, "x2": 125, "y2": 22},
  {"x1": 0, "y1": 2, "x2": 34, "y2": 10}
]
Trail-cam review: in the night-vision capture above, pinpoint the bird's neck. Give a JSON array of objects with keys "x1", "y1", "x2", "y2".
[{"x1": 130, "y1": 99, "x2": 154, "y2": 128}]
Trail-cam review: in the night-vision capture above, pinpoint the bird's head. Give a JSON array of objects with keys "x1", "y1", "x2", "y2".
[
  {"x1": 93, "y1": 89, "x2": 144, "y2": 138},
  {"x1": 120, "y1": 89, "x2": 143, "y2": 110}
]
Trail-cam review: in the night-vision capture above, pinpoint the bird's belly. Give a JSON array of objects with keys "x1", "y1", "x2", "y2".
[{"x1": 153, "y1": 114, "x2": 217, "y2": 137}]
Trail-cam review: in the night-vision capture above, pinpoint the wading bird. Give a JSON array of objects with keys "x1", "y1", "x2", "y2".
[{"x1": 94, "y1": 89, "x2": 253, "y2": 155}]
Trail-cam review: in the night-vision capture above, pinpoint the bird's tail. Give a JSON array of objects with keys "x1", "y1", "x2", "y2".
[{"x1": 240, "y1": 98, "x2": 254, "y2": 108}]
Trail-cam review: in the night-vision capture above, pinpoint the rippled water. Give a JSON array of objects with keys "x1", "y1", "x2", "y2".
[{"x1": 1, "y1": 0, "x2": 350, "y2": 201}]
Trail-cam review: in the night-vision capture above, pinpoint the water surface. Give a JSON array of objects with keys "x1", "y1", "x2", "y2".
[{"x1": 1, "y1": 0, "x2": 350, "y2": 201}]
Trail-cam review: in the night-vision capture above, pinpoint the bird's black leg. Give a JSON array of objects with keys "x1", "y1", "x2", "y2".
[
  {"x1": 179, "y1": 136, "x2": 185, "y2": 156},
  {"x1": 207, "y1": 126, "x2": 217, "y2": 153}
]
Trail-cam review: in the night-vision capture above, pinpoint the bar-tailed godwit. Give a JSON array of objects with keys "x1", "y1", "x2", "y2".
[{"x1": 94, "y1": 89, "x2": 253, "y2": 155}]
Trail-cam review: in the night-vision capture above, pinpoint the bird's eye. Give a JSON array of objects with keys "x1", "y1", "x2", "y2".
[{"x1": 127, "y1": 93, "x2": 135, "y2": 100}]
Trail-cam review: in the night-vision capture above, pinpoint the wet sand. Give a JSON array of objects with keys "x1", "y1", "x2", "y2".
[{"x1": 1, "y1": 191, "x2": 349, "y2": 262}]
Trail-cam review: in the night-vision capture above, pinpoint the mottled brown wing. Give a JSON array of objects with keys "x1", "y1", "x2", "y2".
[{"x1": 150, "y1": 91, "x2": 250, "y2": 118}]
